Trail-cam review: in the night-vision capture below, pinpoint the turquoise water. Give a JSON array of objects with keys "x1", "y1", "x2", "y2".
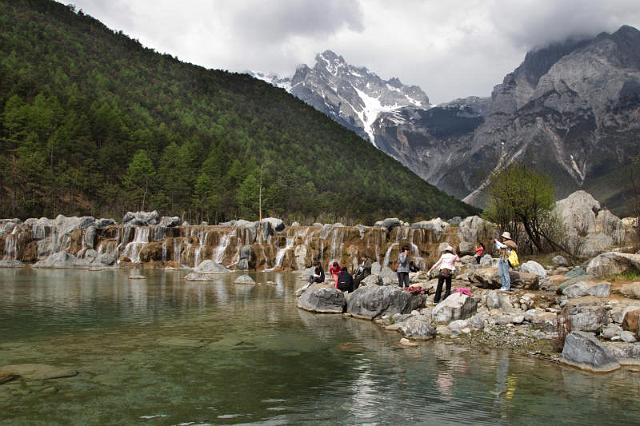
[{"x1": 1, "y1": 268, "x2": 639, "y2": 425}]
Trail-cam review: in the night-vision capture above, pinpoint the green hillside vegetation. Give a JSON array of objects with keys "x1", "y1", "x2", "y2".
[{"x1": 0, "y1": 0, "x2": 477, "y2": 223}]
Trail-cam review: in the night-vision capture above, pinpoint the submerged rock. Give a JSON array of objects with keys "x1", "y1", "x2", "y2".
[
  {"x1": 561, "y1": 331, "x2": 620, "y2": 372},
  {"x1": 195, "y1": 260, "x2": 229, "y2": 273},
  {"x1": 0, "y1": 364, "x2": 78, "y2": 380},
  {"x1": 297, "y1": 285, "x2": 346, "y2": 314},
  {"x1": 346, "y1": 285, "x2": 422, "y2": 320},
  {"x1": 234, "y1": 275, "x2": 256, "y2": 285}
]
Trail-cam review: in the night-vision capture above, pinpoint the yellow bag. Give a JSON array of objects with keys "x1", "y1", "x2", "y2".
[{"x1": 508, "y1": 250, "x2": 519, "y2": 268}]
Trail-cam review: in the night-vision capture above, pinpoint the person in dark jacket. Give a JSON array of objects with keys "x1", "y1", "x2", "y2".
[
  {"x1": 308, "y1": 262, "x2": 325, "y2": 284},
  {"x1": 337, "y1": 266, "x2": 355, "y2": 293},
  {"x1": 397, "y1": 246, "x2": 411, "y2": 288}
]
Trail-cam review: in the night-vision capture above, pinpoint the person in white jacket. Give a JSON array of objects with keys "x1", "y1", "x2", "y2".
[{"x1": 428, "y1": 244, "x2": 459, "y2": 303}]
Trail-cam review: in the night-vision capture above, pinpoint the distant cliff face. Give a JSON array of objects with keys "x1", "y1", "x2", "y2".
[
  {"x1": 254, "y1": 27, "x2": 640, "y2": 215},
  {"x1": 374, "y1": 26, "x2": 640, "y2": 215}
]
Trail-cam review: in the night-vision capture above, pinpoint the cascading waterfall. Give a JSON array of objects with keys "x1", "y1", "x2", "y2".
[
  {"x1": 273, "y1": 236, "x2": 295, "y2": 269},
  {"x1": 3, "y1": 230, "x2": 17, "y2": 260},
  {"x1": 122, "y1": 227, "x2": 150, "y2": 263},
  {"x1": 173, "y1": 239, "x2": 183, "y2": 265},
  {"x1": 214, "y1": 230, "x2": 234, "y2": 265},
  {"x1": 161, "y1": 240, "x2": 168, "y2": 262},
  {"x1": 193, "y1": 230, "x2": 208, "y2": 267}
]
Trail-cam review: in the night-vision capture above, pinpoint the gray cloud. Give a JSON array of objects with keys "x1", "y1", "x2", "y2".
[{"x1": 63, "y1": 0, "x2": 640, "y2": 103}]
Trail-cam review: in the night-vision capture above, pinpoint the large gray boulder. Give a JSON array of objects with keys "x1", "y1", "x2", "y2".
[
  {"x1": 457, "y1": 215, "x2": 495, "y2": 247},
  {"x1": 346, "y1": 285, "x2": 422, "y2": 320},
  {"x1": 261, "y1": 217, "x2": 285, "y2": 232},
  {"x1": 158, "y1": 216, "x2": 181, "y2": 228},
  {"x1": 123, "y1": 211, "x2": 159, "y2": 226},
  {"x1": 566, "y1": 304, "x2": 608, "y2": 332},
  {"x1": 586, "y1": 252, "x2": 640, "y2": 278},
  {"x1": 520, "y1": 261, "x2": 547, "y2": 278},
  {"x1": 620, "y1": 282, "x2": 640, "y2": 299},
  {"x1": 561, "y1": 280, "x2": 611, "y2": 298},
  {"x1": 554, "y1": 191, "x2": 625, "y2": 258},
  {"x1": 361, "y1": 274, "x2": 383, "y2": 286},
  {"x1": 95, "y1": 218, "x2": 115, "y2": 228},
  {"x1": 234, "y1": 275, "x2": 256, "y2": 285},
  {"x1": 194, "y1": 260, "x2": 229, "y2": 273},
  {"x1": 432, "y1": 293, "x2": 478, "y2": 324},
  {"x1": 378, "y1": 267, "x2": 398, "y2": 286},
  {"x1": 561, "y1": 331, "x2": 620, "y2": 372},
  {"x1": 297, "y1": 285, "x2": 346, "y2": 314},
  {"x1": 377, "y1": 218, "x2": 402, "y2": 230},
  {"x1": 411, "y1": 218, "x2": 450, "y2": 236},
  {"x1": 470, "y1": 267, "x2": 539, "y2": 290},
  {"x1": 398, "y1": 315, "x2": 437, "y2": 340}
]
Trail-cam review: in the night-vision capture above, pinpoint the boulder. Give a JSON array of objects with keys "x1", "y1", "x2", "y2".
[
  {"x1": 457, "y1": 216, "x2": 495, "y2": 246},
  {"x1": 479, "y1": 255, "x2": 493, "y2": 267},
  {"x1": 457, "y1": 242, "x2": 475, "y2": 256},
  {"x1": 432, "y1": 293, "x2": 478, "y2": 324},
  {"x1": 520, "y1": 261, "x2": 547, "y2": 278},
  {"x1": 378, "y1": 218, "x2": 402, "y2": 230},
  {"x1": 234, "y1": 275, "x2": 256, "y2": 285},
  {"x1": 565, "y1": 267, "x2": 587, "y2": 279},
  {"x1": 378, "y1": 267, "x2": 398, "y2": 286},
  {"x1": 586, "y1": 252, "x2": 640, "y2": 278},
  {"x1": 158, "y1": 216, "x2": 181, "y2": 228},
  {"x1": 297, "y1": 285, "x2": 346, "y2": 314},
  {"x1": 398, "y1": 316, "x2": 437, "y2": 340},
  {"x1": 95, "y1": 252, "x2": 116, "y2": 266},
  {"x1": 620, "y1": 331, "x2": 637, "y2": 343},
  {"x1": 552, "y1": 255, "x2": 569, "y2": 267},
  {"x1": 622, "y1": 308, "x2": 640, "y2": 335},
  {"x1": 620, "y1": 282, "x2": 640, "y2": 299},
  {"x1": 601, "y1": 324, "x2": 623, "y2": 340},
  {"x1": 346, "y1": 285, "x2": 422, "y2": 320},
  {"x1": 484, "y1": 290, "x2": 513, "y2": 311},
  {"x1": 561, "y1": 331, "x2": 620, "y2": 372},
  {"x1": 448, "y1": 319, "x2": 470, "y2": 334},
  {"x1": 261, "y1": 217, "x2": 285, "y2": 233},
  {"x1": 602, "y1": 341, "x2": 640, "y2": 364},
  {"x1": 448, "y1": 216, "x2": 463, "y2": 226},
  {"x1": 469, "y1": 267, "x2": 539, "y2": 290},
  {"x1": 561, "y1": 281, "x2": 611, "y2": 298},
  {"x1": 194, "y1": 260, "x2": 229, "y2": 273},
  {"x1": 95, "y1": 218, "x2": 115, "y2": 228},
  {"x1": 361, "y1": 274, "x2": 383, "y2": 286},
  {"x1": 123, "y1": 211, "x2": 159, "y2": 226},
  {"x1": 524, "y1": 309, "x2": 558, "y2": 329},
  {"x1": 411, "y1": 218, "x2": 450, "y2": 236},
  {"x1": 566, "y1": 304, "x2": 608, "y2": 332}
]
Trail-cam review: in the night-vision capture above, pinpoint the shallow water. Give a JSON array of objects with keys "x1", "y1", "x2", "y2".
[{"x1": 1, "y1": 269, "x2": 639, "y2": 425}]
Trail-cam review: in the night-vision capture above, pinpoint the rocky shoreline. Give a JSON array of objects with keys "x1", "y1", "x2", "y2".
[{"x1": 295, "y1": 249, "x2": 640, "y2": 374}]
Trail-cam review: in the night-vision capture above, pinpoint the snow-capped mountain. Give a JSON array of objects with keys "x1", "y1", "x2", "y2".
[{"x1": 250, "y1": 50, "x2": 429, "y2": 145}]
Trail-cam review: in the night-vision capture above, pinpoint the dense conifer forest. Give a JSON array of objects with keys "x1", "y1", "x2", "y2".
[{"x1": 0, "y1": 0, "x2": 476, "y2": 223}]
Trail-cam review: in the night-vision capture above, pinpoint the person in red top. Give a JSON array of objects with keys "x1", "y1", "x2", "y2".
[
  {"x1": 329, "y1": 261, "x2": 341, "y2": 288},
  {"x1": 474, "y1": 243, "x2": 485, "y2": 264}
]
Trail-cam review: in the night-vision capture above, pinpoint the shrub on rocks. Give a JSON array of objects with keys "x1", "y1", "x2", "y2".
[
  {"x1": 561, "y1": 331, "x2": 620, "y2": 372},
  {"x1": 297, "y1": 285, "x2": 346, "y2": 314}
]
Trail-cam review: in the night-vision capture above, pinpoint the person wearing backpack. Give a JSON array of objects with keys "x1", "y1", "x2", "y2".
[
  {"x1": 397, "y1": 246, "x2": 411, "y2": 289},
  {"x1": 337, "y1": 266, "x2": 355, "y2": 293},
  {"x1": 495, "y1": 232, "x2": 518, "y2": 292}
]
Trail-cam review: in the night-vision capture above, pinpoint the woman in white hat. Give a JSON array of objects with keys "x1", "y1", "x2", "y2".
[
  {"x1": 428, "y1": 244, "x2": 459, "y2": 303},
  {"x1": 495, "y1": 232, "x2": 517, "y2": 291}
]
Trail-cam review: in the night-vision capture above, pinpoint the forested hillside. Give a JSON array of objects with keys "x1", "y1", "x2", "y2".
[{"x1": 0, "y1": 0, "x2": 476, "y2": 223}]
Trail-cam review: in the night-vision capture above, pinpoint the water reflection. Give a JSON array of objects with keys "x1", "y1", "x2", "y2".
[{"x1": 1, "y1": 269, "x2": 640, "y2": 425}]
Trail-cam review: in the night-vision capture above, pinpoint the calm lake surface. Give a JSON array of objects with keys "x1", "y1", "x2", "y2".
[{"x1": 1, "y1": 268, "x2": 639, "y2": 425}]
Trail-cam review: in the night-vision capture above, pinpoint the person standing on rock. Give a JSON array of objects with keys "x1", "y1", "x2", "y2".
[
  {"x1": 329, "y1": 261, "x2": 341, "y2": 288},
  {"x1": 397, "y1": 246, "x2": 411, "y2": 289},
  {"x1": 495, "y1": 232, "x2": 517, "y2": 292},
  {"x1": 428, "y1": 244, "x2": 460, "y2": 303}
]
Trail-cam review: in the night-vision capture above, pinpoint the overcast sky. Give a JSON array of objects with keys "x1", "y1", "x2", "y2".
[{"x1": 63, "y1": 0, "x2": 640, "y2": 103}]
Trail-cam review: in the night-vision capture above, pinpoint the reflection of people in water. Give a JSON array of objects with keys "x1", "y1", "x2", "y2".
[
  {"x1": 436, "y1": 371, "x2": 454, "y2": 399},
  {"x1": 494, "y1": 352, "x2": 518, "y2": 417}
]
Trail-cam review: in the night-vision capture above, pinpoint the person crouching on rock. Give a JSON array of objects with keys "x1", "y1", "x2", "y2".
[
  {"x1": 428, "y1": 244, "x2": 460, "y2": 303},
  {"x1": 308, "y1": 262, "x2": 325, "y2": 285},
  {"x1": 329, "y1": 261, "x2": 341, "y2": 287},
  {"x1": 337, "y1": 266, "x2": 355, "y2": 293},
  {"x1": 397, "y1": 246, "x2": 411, "y2": 289}
]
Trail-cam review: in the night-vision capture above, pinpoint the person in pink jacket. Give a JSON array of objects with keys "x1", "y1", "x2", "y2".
[{"x1": 329, "y1": 261, "x2": 341, "y2": 288}]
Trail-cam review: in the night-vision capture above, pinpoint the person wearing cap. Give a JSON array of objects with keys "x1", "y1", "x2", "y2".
[
  {"x1": 428, "y1": 244, "x2": 460, "y2": 303},
  {"x1": 495, "y1": 232, "x2": 517, "y2": 291}
]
